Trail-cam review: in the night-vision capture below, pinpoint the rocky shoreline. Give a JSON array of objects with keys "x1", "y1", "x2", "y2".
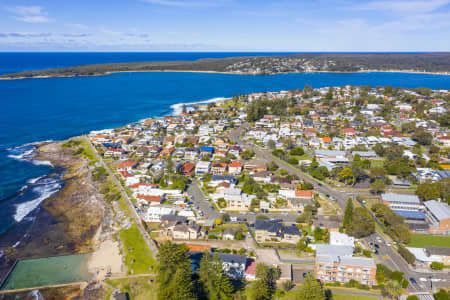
[{"x1": 0, "y1": 139, "x2": 111, "y2": 295}]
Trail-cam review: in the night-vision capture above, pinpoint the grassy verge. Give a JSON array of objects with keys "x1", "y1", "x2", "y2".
[
  {"x1": 332, "y1": 294, "x2": 378, "y2": 300},
  {"x1": 119, "y1": 223, "x2": 157, "y2": 275},
  {"x1": 62, "y1": 138, "x2": 98, "y2": 165},
  {"x1": 105, "y1": 276, "x2": 157, "y2": 300},
  {"x1": 407, "y1": 234, "x2": 450, "y2": 248}
]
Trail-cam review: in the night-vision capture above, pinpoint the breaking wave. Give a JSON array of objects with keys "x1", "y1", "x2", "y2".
[
  {"x1": 170, "y1": 97, "x2": 228, "y2": 115},
  {"x1": 13, "y1": 177, "x2": 61, "y2": 223}
]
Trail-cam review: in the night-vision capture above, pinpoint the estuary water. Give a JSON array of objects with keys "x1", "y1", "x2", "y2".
[{"x1": 0, "y1": 52, "x2": 449, "y2": 245}]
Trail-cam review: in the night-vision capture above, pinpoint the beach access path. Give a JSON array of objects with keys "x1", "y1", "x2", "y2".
[{"x1": 84, "y1": 137, "x2": 159, "y2": 257}]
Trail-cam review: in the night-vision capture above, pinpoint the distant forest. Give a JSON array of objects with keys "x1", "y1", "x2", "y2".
[{"x1": 2, "y1": 53, "x2": 450, "y2": 79}]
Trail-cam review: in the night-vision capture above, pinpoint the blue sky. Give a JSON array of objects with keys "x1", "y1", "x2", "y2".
[{"x1": 0, "y1": 0, "x2": 449, "y2": 51}]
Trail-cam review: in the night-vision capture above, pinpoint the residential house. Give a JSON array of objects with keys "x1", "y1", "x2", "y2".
[
  {"x1": 143, "y1": 206, "x2": 175, "y2": 222},
  {"x1": 117, "y1": 161, "x2": 137, "y2": 172},
  {"x1": 228, "y1": 162, "x2": 243, "y2": 176},
  {"x1": 343, "y1": 128, "x2": 356, "y2": 137},
  {"x1": 211, "y1": 163, "x2": 227, "y2": 175},
  {"x1": 278, "y1": 190, "x2": 314, "y2": 210},
  {"x1": 195, "y1": 161, "x2": 211, "y2": 175},
  {"x1": 254, "y1": 220, "x2": 301, "y2": 244}
]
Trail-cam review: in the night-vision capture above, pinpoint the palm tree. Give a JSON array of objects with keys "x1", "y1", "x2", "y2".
[{"x1": 384, "y1": 280, "x2": 402, "y2": 299}]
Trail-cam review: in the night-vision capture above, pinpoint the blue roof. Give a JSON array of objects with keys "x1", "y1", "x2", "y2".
[
  {"x1": 200, "y1": 146, "x2": 214, "y2": 152},
  {"x1": 393, "y1": 210, "x2": 426, "y2": 220}
]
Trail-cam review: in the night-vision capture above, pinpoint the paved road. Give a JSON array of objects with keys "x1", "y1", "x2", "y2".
[
  {"x1": 229, "y1": 125, "x2": 348, "y2": 211},
  {"x1": 229, "y1": 125, "x2": 450, "y2": 291},
  {"x1": 186, "y1": 181, "x2": 302, "y2": 223},
  {"x1": 85, "y1": 137, "x2": 159, "y2": 257}
]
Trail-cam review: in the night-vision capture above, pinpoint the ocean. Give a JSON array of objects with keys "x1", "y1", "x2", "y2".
[{"x1": 0, "y1": 52, "x2": 449, "y2": 247}]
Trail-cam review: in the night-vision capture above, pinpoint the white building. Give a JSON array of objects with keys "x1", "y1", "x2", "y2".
[
  {"x1": 143, "y1": 206, "x2": 175, "y2": 222},
  {"x1": 195, "y1": 161, "x2": 211, "y2": 175},
  {"x1": 330, "y1": 232, "x2": 355, "y2": 247}
]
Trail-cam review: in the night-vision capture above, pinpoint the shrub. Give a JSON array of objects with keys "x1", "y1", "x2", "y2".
[
  {"x1": 431, "y1": 261, "x2": 445, "y2": 270},
  {"x1": 398, "y1": 246, "x2": 415, "y2": 264}
]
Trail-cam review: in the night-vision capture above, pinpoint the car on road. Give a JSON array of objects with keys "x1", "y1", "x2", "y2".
[
  {"x1": 282, "y1": 212, "x2": 288, "y2": 215},
  {"x1": 374, "y1": 244, "x2": 379, "y2": 249},
  {"x1": 386, "y1": 242, "x2": 391, "y2": 246},
  {"x1": 410, "y1": 278, "x2": 417, "y2": 285},
  {"x1": 374, "y1": 249, "x2": 378, "y2": 255}
]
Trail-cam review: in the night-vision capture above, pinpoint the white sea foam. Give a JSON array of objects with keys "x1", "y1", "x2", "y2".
[
  {"x1": 170, "y1": 97, "x2": 228, "y2": 115},
  {"x1": 14, "y1": 180, "x2": 61, "y2": 223},
  {"x1": 27, "y1": 175, "x2": 45, "y2": 184},
  {"x1": 7, "y1": 149, "x2": 34, "y2": 161},
  {"x1": 28, "y1": 290, "x2": 44, "y2": 300},
  {"x1": 31, "y1": 159, "x2": 53, "y2": 167}
]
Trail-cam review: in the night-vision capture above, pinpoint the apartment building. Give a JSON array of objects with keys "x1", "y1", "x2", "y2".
[{"x1": 315, "y1": 255, "x2": 376, "y2": 286}]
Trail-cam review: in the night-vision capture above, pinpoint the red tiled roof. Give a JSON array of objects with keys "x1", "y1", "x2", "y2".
[
  {"x1": 228, "y1": 162, "x2": 243, "y2": 168},
  {"x1": 136, "y1": 195, "x2": 162, "y2": 203},
  {"x1": 118, "y1": 161, "x2": 136, "y2": 169},
  {"x1": 295, "y1": 190, "x2": 314, "y2": 198},
  {"x1": 120, "y1": 171, "x2": 133, "y2": 178},
  {"x1": 343, "y1": 128, "x2": 356, "y2": 133}
]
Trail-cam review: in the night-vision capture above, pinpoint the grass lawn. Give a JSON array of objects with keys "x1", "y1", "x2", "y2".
[
  {"x1": 370, "y1": 160, "x2": 384, "y2": 168},
  {"x1": 332, "y1": 294, "x2": 378, "y2": 300},
  {"x1": 407, "y1": 234, "x2": 450, "y2": 248},
  {"x1": 119, "y1": 223, "x2": 157, "y2": 274},
  {"x1": 293, "y1": 154, "x2": 311, "y2": 161},
  {"x1": 106, "y1": 276, "x2": 157, "y2": 300}
]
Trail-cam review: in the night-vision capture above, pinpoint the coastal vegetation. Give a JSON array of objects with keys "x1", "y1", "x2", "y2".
[{"x1": 3, "y1": 53, "x2": 450, "y2": 79}]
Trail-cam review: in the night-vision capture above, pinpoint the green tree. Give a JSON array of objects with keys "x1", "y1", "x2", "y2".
[
  {"x1": 252, "y1": 263, "x2": 279, "y2": 300},
  {"x1": 398, "y1": 246, "x2": 415, "y2": 264},
  {"x1": 296, "y1": 273, "x2": 325, "y2": 300},
  {"x1": 413, "y1": 128, "x2": 433, "y2": 145},
  {"x1": 198, "y1": 252, "x2": 234, "y2": 300},
  {"x1": 431, "y1": 261, "x2": 445, "y2": 270},
  {"x1": 347, "y1": 207, "x2": 375, "y2": 238},
  {"x1": 416, "y1": 181, "x2": 441, "y2": 201},
  {"x1": 370, "y1": 179, "x2": 386, "y2": 194},
  {"x1": 157, "y1": 242, "x2": 195, "y2": 300},
  {"x1": 338, "y1": 167, "x2": 353, "y2": 184},
  {"x1": 383, "y1": 280, "x2": 402, "y2": 300},
  {"x1": 343, "y1": 199, "x2": 354, "y2": 229},
  {"x1": 241, "y1": 150, "x2": 255, "y2": 160}
]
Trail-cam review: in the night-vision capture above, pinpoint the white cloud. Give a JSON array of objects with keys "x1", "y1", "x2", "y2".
[
  {"x1": 65, "y1": 23, "x2": 89, "y2": 30},
  {"x1": 5, "y1": 5, "x2": 50, "y2": 23},
  {"x1": 142, "y1": 0, "x2": 230, "y2": 7},
  {"x1": 356, "y1": 0, "x2": 450, "y2": 13}
]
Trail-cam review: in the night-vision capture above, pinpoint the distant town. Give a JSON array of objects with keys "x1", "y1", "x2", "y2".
[
  {"x1": 2, "y1": 53, "x2": 450, "y2": 79},
  {"x1": 62, "y1": 84, "x2": 449, "y2": 299}
]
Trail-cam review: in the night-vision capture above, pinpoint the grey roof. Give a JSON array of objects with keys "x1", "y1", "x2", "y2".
[
  {"x1": 161, "y1": 215, "x2": 187, "y2": 223},
  {"x1": 315, "y1": 150, "x2": 346, "y2": 157},
  {"x1": 315, "y1": 244, "x2": 354, "y2": 259},
  {"x1": 211, "y1": 175, "x2": 237, "y2": 183},
  {"x1": 426, "y1": 246, "x2": 450, "y2": 256},
  {"x1": 339, "y1": 256, "x2": 376, "y2": 268},
  {"x1": 381, "y1": 193, "x2": 421, "y2": 205},
  {"x1": 316, "y1": 255, "x2": 376, "y2": 269},
  {"x1": 352, "y1": 151, "x2": 377, "y2": 157},
  {"x1": 218, "y1": 253, "x2": 247, "y2": 265},
  {"x1": 424, "y1": 200, "x2": 450, "y2": 221}
]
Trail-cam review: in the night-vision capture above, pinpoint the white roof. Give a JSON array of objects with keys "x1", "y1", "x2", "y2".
[
  {"x1": 381, "y1": 193, "x2": 421, "y2": 204},
  {"x1": 424, "y1": 200, "x2": 450, "y2": 221},
  {"x1": 407, "y1": 247, "x2": 443, "y2": 263}
]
